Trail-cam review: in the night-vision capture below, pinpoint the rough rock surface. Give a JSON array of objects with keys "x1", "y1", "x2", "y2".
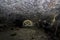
[{"x1": 0, "y1": 0, "x2": 60, "y2": 40}]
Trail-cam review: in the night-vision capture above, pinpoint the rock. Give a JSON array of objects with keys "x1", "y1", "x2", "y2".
[{"x1": 10, "y1": 33, "x2": 17, "y2": 36}]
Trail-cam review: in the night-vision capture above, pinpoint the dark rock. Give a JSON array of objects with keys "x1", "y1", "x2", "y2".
[{"x1": 10, "y1": 33, "x2": 17, "y2": 36}]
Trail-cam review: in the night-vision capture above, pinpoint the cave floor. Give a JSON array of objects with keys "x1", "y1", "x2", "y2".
[{"x1": 0, "y1": 27, "x2": 48, "y2": 40}]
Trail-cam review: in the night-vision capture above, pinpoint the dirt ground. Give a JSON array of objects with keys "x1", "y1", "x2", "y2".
[{"x1": 0, "y1": 26, "x2": 48, "y2": 40}]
